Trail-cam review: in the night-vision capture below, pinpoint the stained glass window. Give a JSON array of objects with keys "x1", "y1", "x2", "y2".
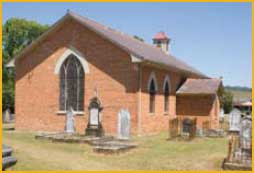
[{"x1": 59, "y1": 54, "x2": 84, "y2": 111}]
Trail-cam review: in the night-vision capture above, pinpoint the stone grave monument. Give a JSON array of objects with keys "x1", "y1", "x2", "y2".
[
  {"x1": 65, "y1": 107, "x2": 76, "y2": 134},
  {"x1": 85, "y1": 96, "x2": 104, "y2": 137},
  {"x1": 117, "y1": 109, "x2": 130, "y2": 140},
  {"x1": 223, "y1": 113, "x2": 252, "y2": 170},
  {"x1": 229, "y1": 108, "x2": 241, "y2": 132},
  {"x1": 2, "y1": 144, "x2": 17, "y2": 170},
  {"x1": 234, "y1": 116, "x2": 252, "y2": 166},
  {"x1": 219, "y1": 108, "x2": 224, "y2": 123},
  {"x1": 3, "y1": 109, "x2": 11, "y2": 123},
  {"x1": 181, "y1": 118, "x2": 196, "y2": 140}
]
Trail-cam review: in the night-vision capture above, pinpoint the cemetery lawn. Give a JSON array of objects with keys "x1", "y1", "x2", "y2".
[{"x1": 3, "y1": 130, "x2": 228, "y2": 170}]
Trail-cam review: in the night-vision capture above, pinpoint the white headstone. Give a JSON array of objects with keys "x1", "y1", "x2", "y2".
[
  {"x1": 90, "y1": 108, "x2": 99, "y2": 125},
  {"x1": 65, "y1": 107, "x2": 75, "y2": 134},
  {"x1": 118, "y1": 109, "x2": 131, "y2": 140},
  {"x1": 3, "y1": 109, "x2": 11, "y2": 123},
  {"x1": 229, "y1": 108, "x2": 241, "y2": 132},
  {"x1": 219, "y1": 108, "x2": 224, "y2": 118}
]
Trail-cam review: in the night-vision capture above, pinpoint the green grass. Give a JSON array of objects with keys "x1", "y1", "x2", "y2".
[{"x1": 3, "y1": 130, "x2": 228, "y2": 171}]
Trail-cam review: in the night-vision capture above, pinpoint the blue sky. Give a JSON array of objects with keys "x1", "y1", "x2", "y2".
[{"x1": 3, "y1": 3, "x2": 252, "y2": 87}]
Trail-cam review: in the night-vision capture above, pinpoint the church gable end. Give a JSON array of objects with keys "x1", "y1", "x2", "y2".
[{"x1": 15, "y1": 16, "x2": 139, "y2": 134}]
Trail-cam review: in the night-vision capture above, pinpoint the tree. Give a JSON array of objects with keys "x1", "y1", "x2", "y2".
[
  {"x1": 133, "y1": 35, "x2": 144, "y2": 42},
  {"x1": 2, "y1": 18, "x2": 49, "y2": 112},
  {"x1": 220, "y1": 87, "x2": 233, "y2": 114}
]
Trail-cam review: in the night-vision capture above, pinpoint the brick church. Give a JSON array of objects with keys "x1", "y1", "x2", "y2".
[{"x1": 7, "y1": 11, "x2": 222, "y2": 136}]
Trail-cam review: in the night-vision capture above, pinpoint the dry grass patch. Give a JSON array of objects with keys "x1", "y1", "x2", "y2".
[{"x1": 3, "y1": 130, "x2": 227, "y2": 170}]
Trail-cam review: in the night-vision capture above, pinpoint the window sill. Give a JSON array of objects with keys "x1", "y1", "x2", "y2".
[
  {"x1": 164, "y1": 112, "x2": 169, "y2": 115},
  {"x1": 149, "y1": 113, "x2": 155, "y2": 116},
  {"x1": 56, "y1": 111, "x2": 85, "y2": 116}
]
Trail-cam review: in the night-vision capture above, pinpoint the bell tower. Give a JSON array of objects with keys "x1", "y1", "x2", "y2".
[{"x1": 153, "y1": 31, "x2": 170, "y2": 54}]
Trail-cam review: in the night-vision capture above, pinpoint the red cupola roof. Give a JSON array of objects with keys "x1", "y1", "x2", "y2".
[{"x1": 153, "y1": 31, "x2": 169, "y2": 40}]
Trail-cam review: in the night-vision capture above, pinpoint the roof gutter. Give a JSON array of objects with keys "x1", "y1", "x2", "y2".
[{"x1": 141, "y1": 60, "x2": 209, "y2": 79}]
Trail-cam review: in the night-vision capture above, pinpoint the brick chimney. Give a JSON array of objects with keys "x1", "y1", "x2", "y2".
[{"x1": 153, "y1": 31, "x2": 170, "y2": 54}]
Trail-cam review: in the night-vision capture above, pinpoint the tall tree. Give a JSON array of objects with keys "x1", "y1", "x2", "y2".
[{"x1": 2, "y1": 18, "x2": 49, "y2": 112}]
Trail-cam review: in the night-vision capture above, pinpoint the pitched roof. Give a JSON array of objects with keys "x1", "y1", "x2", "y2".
[
  {"x1": 234, "y1": 101, "x2": 252, "y2": 107},
  {"x1": 177, "y1": 78, "x2": 222, "y2": 95},
  {"x1": 7, "y1": 11, "x2": 207, "y2": 78}
]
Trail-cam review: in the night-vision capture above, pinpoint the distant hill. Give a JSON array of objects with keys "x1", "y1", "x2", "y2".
[{"x1": 224, "y1": 86, "x2": 252, "y2": 102}]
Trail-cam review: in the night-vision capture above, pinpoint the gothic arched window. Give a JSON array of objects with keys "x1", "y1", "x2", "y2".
[
  {"x1": 59, "y1": 54, "x2": 84, "y2": 111},
  {"x1": 164, "y1": 81, "x2": 170, "y2": 113},
  {"x1": 163, "y1": 75, "x2": 171, "y2": 113},
  {"x1": 149, "y1": 79, "x2": 156, "y2": 113}
]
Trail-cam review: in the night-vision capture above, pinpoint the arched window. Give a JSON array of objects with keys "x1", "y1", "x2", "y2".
[
  {"x1": 163, "y1": 75, "x2": 171, "y2": 113},
  {"x1": 148, "y1": 72, "x2": 158, "y2": 114},
  {"x1": 149, "y1": 79, "x2": 156, "y2": 113},
  {"x1": 59, "y1": 54, "x2": 84, "y2": 111},
  {"x1": 164, "y1": 81, "x2": 170, "y2": 113}
]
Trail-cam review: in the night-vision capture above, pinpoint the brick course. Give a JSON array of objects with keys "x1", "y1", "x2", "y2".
[{"x1": 176, "y1": 95, "x2": 220, "y2": 129}]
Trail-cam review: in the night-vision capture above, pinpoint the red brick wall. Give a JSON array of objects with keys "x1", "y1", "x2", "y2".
[
  {"x1": 15, "y1": 18, "x2": 139, "y2": 135},
  {"x1": 176, "y1": 94, "x2": 220, "y2": 129},
  {"x1": 139, "y1": 65, "x2": 184, "y2": 135},
  {"x1": 15, "y1": 17, "x2": 218, "y2": 137}
]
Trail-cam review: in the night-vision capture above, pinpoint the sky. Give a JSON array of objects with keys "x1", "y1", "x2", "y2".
[{"x1": 3, "y1": 3, "x2": 252, "y2": 87}]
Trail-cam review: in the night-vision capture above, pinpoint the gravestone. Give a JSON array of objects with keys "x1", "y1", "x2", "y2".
[
  {"x1": 65, "y1": 107, "x2": 76, "y2": 134},
  {"x1": 182, "y1": 118, "x2": 192, "y2": 133},
  {"x1": 229, "y1": 108, "x2": 241, "y2": 132},
  {"x1": 223, "y1": 115, "x2": 252, "y2": 170},
  {"x1": 3, "y1": 109, "x2": 11, "y2": 123},
  {"x1": 233, "y1": 116, "x2": 252, "y2": 166},
  {"x1": 90, "y1": 106, "x2": 99, "y2": 125},
  {"x1": 219, "y1": 108, "x2": 225, "y2": 122},
  {"x1": 240, "y1": 116, "x2": 252, "y2": 149},
  {"x1": 117, "y1": 109, "x2": 130, "y2": 140},
  {"x1": 85, "y1": 96, "x2": 104, "y2": 137},
  {"x1": 181, "y1": 118, "x2": 196, "y2": 140},
  {"x1": 220, "y1": 108, "x2": 224, "y2": 118},
  {"x1": 169, "y1": 118, "x2": 179, "y2": 139}
]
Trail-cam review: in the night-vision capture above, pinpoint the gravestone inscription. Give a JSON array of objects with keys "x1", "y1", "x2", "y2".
[
  {"x1": 90, "y1": 107, "x2": 99, "y2": 125},
  {"x1": 229, "y1": 108, "x2": 241, "y2": 132}
]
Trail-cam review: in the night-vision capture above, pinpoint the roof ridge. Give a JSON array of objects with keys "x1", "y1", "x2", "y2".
[
  {"x1": 9, "y1": 10, "x2": 207, "y2": 78},
  {"x1": 68, "y1": 11, "x2": 205, "y2": 77},
  {"x1": 68, "y1": 11, "x2": 162, "y2": 51}
]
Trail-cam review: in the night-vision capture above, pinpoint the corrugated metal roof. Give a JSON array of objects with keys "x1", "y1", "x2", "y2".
[{"x1": 177, "y1": 78, "x2": 222, "y2": 95}]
